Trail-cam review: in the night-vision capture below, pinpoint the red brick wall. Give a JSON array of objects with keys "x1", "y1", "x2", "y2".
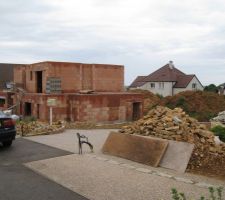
[
  {"x1": 93, "y1": 65, "x2": 124, "y2": 92},
  {"x1": 14, "y1": 61, "x2": 124, "y2": 93},
  {"x1": 48, "y1": 62, "x2": 81, "y2": 93},
  {"x1": 14, "y1": 65, "x2": 26, "y2": 88},
  {"x1": 15, "y1": 93, "x2": 143, "y2": 123}
]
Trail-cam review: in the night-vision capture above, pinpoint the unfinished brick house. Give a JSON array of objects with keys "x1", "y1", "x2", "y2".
[{"x1": 13, "y1": 61, "x2": 143, "y2": 122}]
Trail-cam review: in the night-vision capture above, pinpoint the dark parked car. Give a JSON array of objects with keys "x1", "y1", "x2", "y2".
[{"x1": 0, "y1": 111, "x2": 16, "y2": 147}]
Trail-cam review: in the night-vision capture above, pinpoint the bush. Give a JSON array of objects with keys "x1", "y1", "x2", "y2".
[
  {"x1": 211, "y1": 125, "x2": 225, "y2": 142},
  {"x1": 176, "y1": 96, "x2": 186, "y2": 107},
  {"x1": 171, "y1": 187, "x2": 223, "y2": 200},
  {"x1": 156, "y1": 93, "x2": 164, "y2": 99}
]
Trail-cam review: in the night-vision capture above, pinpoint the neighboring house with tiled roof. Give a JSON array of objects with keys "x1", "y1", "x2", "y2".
[
  {"x1": 129, "y1": 61, "x2": 204, "y2": 97},
  {"x1": 129, "y1": 76, "x2": 146, "y2": 88}
]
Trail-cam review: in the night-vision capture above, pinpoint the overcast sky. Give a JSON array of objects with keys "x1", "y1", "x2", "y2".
[{"x1": 0, "y1": 0, "x2": 225, "y2": 86}]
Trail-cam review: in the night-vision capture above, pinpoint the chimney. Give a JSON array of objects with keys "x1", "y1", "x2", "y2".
[{"x1": 169, "y1": 61, "x2": 174, "y2": 69}]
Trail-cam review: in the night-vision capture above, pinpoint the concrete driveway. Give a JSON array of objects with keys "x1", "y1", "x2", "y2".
[
  {"x1": 0, "y1": 138, "x2": 88, "y2": 200},
  {"x1": 25, "y1": 129, "x2": 225, "y2": 200}
]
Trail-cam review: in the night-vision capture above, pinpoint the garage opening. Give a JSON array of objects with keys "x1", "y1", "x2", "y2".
[
  {"x1": 24, "y1": 102, "x2": 32, "y2": 116},
  {"x1": 36, "y1": 71, "x2": 43, "y2": 93},
  {"x1": 132, "y1": 102, "x2": 141, "y2": 121}
]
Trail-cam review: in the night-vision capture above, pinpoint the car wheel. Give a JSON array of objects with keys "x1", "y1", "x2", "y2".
[{"x1": 2, "y1": 140, "x2": 12, "y2": 147}]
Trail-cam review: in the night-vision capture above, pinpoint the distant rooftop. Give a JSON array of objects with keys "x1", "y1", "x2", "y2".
[{"x1": 130, "y1": 61, "x2": 202, "y2": 88}]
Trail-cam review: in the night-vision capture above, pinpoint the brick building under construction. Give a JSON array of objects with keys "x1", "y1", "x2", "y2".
[{"x1": 10, "y1": 61, "x2": 143, "y2": 122}]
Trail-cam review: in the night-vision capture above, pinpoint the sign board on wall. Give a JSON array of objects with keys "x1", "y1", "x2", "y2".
[{"x1": 47, "y1": 98, "x2": 57, "y2": 107}]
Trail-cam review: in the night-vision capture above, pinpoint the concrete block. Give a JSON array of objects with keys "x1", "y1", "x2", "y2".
[
  {"x1": 102, "y1": 132, "x2": 168, "y2": 167},
  {"x1": 159, "y1": 140, "x2": 194, "y2": 173}
]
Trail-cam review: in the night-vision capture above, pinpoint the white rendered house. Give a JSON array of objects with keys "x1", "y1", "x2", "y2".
[{"x1": 129, "y1": 61, "x2": 204, "y2": 97}]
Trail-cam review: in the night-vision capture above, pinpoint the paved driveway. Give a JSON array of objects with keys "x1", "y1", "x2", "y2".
[
  {"x1": 25, "y1": 129, "x2": 224, "y2": 200},
  {"x1": 0, "y1": 138, "x2": 88, "y2": 200}
]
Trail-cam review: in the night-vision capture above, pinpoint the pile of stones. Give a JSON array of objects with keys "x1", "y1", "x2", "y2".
[
  {"x1": 16, "y1": 121, "x2": 64, "y2": 136},
  {"x1": 211, "y1": 111, "x2": 225, "y2": 124},
  {"x1": 120, "y1": 106, "x2": 225, "y2": 170}
]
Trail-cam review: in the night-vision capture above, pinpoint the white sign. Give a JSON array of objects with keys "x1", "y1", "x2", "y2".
[{"x1": 47, "y1": 98, "x2": 57, "y2": 107}]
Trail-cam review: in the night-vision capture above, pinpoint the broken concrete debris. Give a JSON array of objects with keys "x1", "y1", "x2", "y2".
[{"x1": 211, "y1": 111, "x2": 225, "y2": 124}]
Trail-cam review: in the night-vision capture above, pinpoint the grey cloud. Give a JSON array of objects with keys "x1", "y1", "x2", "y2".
[{"x1": 0, "y1": 0, "x2": 225, "y2": 86}]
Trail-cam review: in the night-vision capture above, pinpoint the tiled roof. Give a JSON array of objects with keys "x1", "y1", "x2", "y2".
[
  {"x1": 129, "y1": 76, "x2": 147, "y2": 88},
  {"x1": 173, "y1": 75, "x2": 195, "y2": 88},
  {"x1": 129, "y1": 62, "x2": 198, "y2": 88},
  {"x1": 142, "y1": 64, "x2": 185, "y2": 82}
]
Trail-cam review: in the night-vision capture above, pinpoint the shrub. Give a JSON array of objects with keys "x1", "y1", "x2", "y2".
[
  {"x1": 176, "y1": 96, "x2": 186, "y2": 107},
  {"x1": 171, "y1": 187, "x2": 223, "y2": 200},
  {"x1": 211, "y1": 125, "x2": 225, "y2": 142},
  {"x1": 156, "y1": 93, "x2": 164, "y2": 99}
]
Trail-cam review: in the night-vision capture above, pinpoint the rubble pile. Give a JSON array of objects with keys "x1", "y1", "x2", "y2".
[
  {"x1": 120, "y1": 106, "x2": 225, "y2": 173},
  {"x1": 16, "y1": 121, "x2": 65, "y2": 136},
  {"x1": 211, "y1": 111, "x2": 225, "y2": 124}
]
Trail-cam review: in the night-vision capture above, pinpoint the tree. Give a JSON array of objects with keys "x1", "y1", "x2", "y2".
[{"x1": 204, "y1": 84, "x2": 218, "y2": 93}]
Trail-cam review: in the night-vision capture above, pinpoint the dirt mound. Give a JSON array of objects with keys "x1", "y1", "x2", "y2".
[
  {"x1": 129, "y1": 89, "x2": 161, "y2": 114},
  {"x1": 161, "y1": 91, "x2": 225, "y2": 122},
  {"x1": 120, "y1": 106, "x2": 225, "y2": 179}
]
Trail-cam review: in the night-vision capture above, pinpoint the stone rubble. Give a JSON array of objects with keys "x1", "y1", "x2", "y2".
[
  {"x1": 120, "y1": 106, "x2": 225, "y2": 170},
  {"x1": 16, "y1": 121, "x2": 64, "y2": 136}
]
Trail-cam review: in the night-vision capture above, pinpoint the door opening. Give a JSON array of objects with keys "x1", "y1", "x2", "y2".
[
  {"x1": 36, "y1": 71, "x2": 43, "y2": 93},
  {"x1": 132, "y1": 102, "x2": 141, "y2": 121},
  {"x1": 24, "y1": 102, "x2": 32, "y2": 116}
]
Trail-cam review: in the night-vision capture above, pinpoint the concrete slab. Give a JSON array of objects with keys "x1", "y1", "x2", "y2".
[
  {"x1": 160, "y1": 140, "x2": 194, "y2": 173},
  {"x1": 102, "y1": 132, "x2": 168, "y2": 167},
  {"x1": 26, "y1": 129, "x2": 114, "y2": 153},
  {"x1": 25, "y1": 154, "x2": 211, "y2": 200},
  {"x1": 25, "y1": 129, "x2": 224, "y2": 187}
]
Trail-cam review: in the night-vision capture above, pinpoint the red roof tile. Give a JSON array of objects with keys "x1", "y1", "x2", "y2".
[
  {"x1": 142, "y1": 64, "x2": 185, "y2": 82},
  {"x1": 173, "y1": 75, "x2": 195, "y2": 88},
  {"x1": 129, "y1": 62, "x2": 199, "y2": 89},
  {"x1": 129, "y1": 76, "x2": 147, "y2": 87}
]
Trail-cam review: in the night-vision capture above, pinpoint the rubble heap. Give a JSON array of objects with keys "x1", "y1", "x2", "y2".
[
  {"x1": 120, "y1": 106, "x2": 225, "y2": 173},
  {"x1": 211, "y1": 111, "x2": 225, "y2": 124},
  {"x1": 16, "y1": 121, "x2": 64, "y2": 136}
]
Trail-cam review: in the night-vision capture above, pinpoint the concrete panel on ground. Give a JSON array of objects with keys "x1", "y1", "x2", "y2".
[
  {"x1": 102, "y1": 132, "x2": 168, "y2": 167},
  {"x1": 160, "y1": 140, "x2": 194, "y2": 173}
]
